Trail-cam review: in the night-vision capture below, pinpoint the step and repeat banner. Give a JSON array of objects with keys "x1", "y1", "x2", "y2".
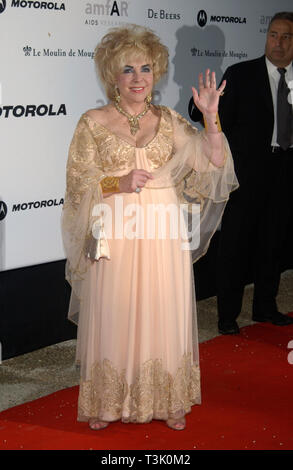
[{"x1": 0, "y1": 0, "x2": 292, "y2": 271}]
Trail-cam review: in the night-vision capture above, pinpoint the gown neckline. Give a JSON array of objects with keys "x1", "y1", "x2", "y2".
[{"x1": 82, "y1": 106, "x2": 163, "y2": 150}]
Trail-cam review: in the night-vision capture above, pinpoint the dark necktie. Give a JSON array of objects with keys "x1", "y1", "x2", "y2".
[{"x1": 277, "y1": 68, "x2": 293, "y2": 150}]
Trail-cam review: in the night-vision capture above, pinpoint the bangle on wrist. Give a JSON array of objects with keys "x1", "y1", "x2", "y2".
[
  {"x1": 203, "y1": 113, "x2": 222, "y2": 133},
  {"x1": 100, "y1": 176, "x2": 120, "y2": 193}
]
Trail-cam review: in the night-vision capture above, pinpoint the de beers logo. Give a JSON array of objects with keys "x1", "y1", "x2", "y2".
[
  {"x1": 197, "y1": 10, "x2": 207, "y2": 28},
  {"x1": 0, "y1": 0, "x2": 6, "y2": 14},
  {"x1": 0, "y1": 201, "x2": 8, "y2": 221}
]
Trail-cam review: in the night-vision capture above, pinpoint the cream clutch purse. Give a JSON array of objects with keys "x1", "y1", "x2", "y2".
[{"x1": 85, "y1": 220, "x2": 110, "y2": 261}]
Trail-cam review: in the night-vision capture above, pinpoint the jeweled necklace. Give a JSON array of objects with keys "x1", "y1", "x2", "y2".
[{"x1": 114, "y1": 101, "x2": 151, "y2": 135}]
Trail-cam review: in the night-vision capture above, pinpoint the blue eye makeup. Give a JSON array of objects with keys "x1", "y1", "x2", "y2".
[
  {"x1": 123, "y1": 66, "x2": 134, "y2": 73},
  {"x1": 142, "y1": 66, "x2": 151, "y2": 73},
  {"x1": 122, "y1": 64, "x2": 152, "y2": 74}
]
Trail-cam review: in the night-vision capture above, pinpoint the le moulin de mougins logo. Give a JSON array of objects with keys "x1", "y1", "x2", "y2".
[{"x1": 23, "y1": 45, "x2": 94, "y2": 58}]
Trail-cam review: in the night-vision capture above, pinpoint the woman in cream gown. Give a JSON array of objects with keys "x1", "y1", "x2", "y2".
[{"x1": 62, "y1": 25, "x2": 238, "y2": 431}]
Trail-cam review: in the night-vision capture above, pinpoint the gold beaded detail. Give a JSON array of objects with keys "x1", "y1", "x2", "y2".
[{"x1": 100, "y1": 176, "x2": 120, "y2": 193}]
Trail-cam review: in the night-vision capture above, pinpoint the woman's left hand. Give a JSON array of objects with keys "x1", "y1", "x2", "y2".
[{"x1": 192, "y1": 69, "x2": 226, "y2": 115}]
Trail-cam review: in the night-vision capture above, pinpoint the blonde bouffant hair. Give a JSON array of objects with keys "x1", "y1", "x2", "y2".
[{"x1": 94, "y1": 24, "x2": 169, "y2": 101}]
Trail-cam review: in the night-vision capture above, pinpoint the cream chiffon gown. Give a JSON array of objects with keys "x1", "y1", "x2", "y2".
[{"x1": 62, "y1": 106, "x2": 237, "y2": 423}]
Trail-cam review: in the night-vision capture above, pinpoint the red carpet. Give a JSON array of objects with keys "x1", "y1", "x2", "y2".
[{"x1": 1, "y1": 317, "x2": 293, "y2": 450}]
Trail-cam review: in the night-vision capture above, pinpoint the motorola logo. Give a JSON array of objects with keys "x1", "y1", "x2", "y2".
[
  {"x1": 0, "y1": 0, "x2": 6, "y2": 14},
  {"x1": 197, "y1": 9, "x2": 247, "y2": 27},
  {"x1": 0, "y1": 1, "x2": 65, "y2": 12},
  {"x1": 0, "y1": 201, "x2": 8, "y2": 221},
  {"x1": 197, "y1": 10, "x2": 207, "y2": 28},
  {"x1": 0, "y1": 103, "x2": 67, "y2": 118}
]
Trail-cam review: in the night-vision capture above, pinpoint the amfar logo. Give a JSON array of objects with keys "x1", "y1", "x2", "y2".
[
  {"x1": 85, "y1": 1, "x2": 128, "y2": 16},
  {"x1": 0, "y1": 0, "x2": 6, "y2": 14},
  {"x1": 0, "y1": 201, "x2": 8, "y2": 221},
  {"x1": 197, "y1": 10, "x2": 207, "y2": 28}
]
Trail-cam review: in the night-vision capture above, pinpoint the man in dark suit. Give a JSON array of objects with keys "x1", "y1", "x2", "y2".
[{"x1": 189, "y1": 12, "x2": 293, "y2": 334}]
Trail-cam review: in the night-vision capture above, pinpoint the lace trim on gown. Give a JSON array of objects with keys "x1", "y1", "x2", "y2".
[{"x1": 77, "y1": 353, "x2": 201, "y2": 423}]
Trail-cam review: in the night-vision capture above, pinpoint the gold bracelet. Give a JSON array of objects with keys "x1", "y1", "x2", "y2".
[
  {"x1": 203, "y1": 113, "x2": 222, "y2": 132},
  {"x1": 100, "y1": 176, "x2": 120, "y2": 193}
]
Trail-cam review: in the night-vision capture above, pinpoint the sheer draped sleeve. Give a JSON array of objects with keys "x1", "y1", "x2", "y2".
[
  {"x1": 145, "y1": 107, "x2": 239, "y2": 262},
  {"x1": 61, "y1": 116, "x2": 108, "y2": 324}
]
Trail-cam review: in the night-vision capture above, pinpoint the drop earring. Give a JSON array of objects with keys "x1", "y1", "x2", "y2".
[
  {"x1": 145, "y1": 93, "x2": 152, "y2": 105},
  {"x1": 114, "y1": 86, "x2": 121, "y2": 104}
]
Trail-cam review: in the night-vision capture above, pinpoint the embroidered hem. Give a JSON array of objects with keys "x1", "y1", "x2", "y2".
[{"x1": 77, "y1": 353, "x2": 201, "y2": 423}]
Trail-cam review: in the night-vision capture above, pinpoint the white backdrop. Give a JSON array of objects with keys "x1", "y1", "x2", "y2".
[{"x1": 0, "y1": 0, "x2": 292, "y2": 271}]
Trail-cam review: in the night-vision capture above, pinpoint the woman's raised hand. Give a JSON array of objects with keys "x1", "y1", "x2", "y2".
[{"x1": 192, "y1": 69, "x2": 226, "y2": 116}]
